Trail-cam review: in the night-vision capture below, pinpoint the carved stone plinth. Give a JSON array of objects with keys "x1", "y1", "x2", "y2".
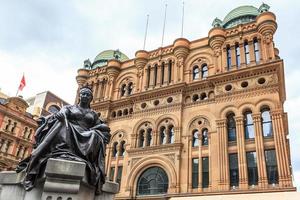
[{"x1": 0, "y1": 158, "x2": 119, "y2": 200}]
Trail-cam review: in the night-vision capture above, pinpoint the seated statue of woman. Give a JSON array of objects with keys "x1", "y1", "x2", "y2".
[{"x1": 16, "y1": 86, "x2": 111, "y2": 191}]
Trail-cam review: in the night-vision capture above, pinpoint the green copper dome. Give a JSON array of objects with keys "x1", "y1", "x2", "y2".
[
  {"x1": 91, "y1": 49, "x2": 129, "y2": 69},
  {"x1": 212, "y1": 4, "x2": 270, "y2": 29}
]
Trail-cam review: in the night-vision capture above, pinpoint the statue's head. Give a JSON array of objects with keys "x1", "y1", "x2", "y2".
[{"x1": 79, "y1": 86, "x2": 93, "y2": 105}]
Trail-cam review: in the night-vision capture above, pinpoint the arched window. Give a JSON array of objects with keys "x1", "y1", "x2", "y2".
[
  {"x1": 137, "y1": 167, "x2": 169, "y2": 196},
  {"x1": 261, "y1": 107, "x2": 273, "y2": 137},
  {"x1": 253, "y1": 38, "x2": 260, "y2": 63},
  {"x1": 128, "y1": 82, "x2": 133, "y2": 95},
  {"x1": 117, "y1": 110, "x2": 122, "y2": 117},
  {"x1": 168, "y1": 125, "x2": 174, "y2": 144},
  {"x1": 161, "y1": 62, "x2": 165, "y2": 85},
  {"x1": 119, "y1": 141, "x2": 126, "y2": 156},
  {"x1": 123, "y1": 109, "x2": 128, "y2": 116},
  {"x1": 193, "y1": 66, "x2": 200, "y2": 80},
  {"x1": 201, "y1": 64, "x2": 208, "y2": 79},
  {"x1": 23, "y1": 127, "x2": 28, "y2": 138},
  {"x1": 192, "y1": 129, "x2": 199, "y2": 147},
  {"x1": 227, "y1": 113, "x2": 236, "y2": 142},
  {"x1": 160, "y1": 126, "x2": 167, "y2": 145},
  {"x1": 139, "y1": 130, "x2": 145, "y2": 148},
  {"x1": 112, "y1": 142, "x2": 118, "y2": 157},
  {"x1": 11, "y1": 122, "x2": 17, "y2": 133},
  {"x1": 111, "y1": 111, "x2": 116, "y2": 118},
  {"x1": 226, "y1": 45, "x2": 232, "y2": 70},
  {"x1": 235, "y1": 44, "x2": 241, "y2": 68},
  {"x1": 146, "y1": 128, "x2": 152, "y2": 146},
  {"x1": 147, "y1": 65, "x2": 151, "y2": 88},
  {"x1": 168, "y1": 60, "x2": 172, "y2": 83},
  {"x1": 202, "y1": 128, "x2": 208, "y2": 146},
  {"x1": 28, "y1": 129, "x2": 33, "y2": 140},
  {"x1": 154, "y1": 64, "x2": 158, "y2": 86},
  {"x1": 120, "y1": 84, "x2": 126, "y2": 97},
  {"x1": 244, "y1": 41, "x2": 250, "y2": 64},
  {"x1": 244, "y1": 110, "x2": 255, "y2": 139},
  {"x1": 5, "y1": 119, "x2": 11, "y2": 130}
]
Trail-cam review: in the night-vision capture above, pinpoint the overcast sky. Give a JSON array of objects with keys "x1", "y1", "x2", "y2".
[{"x1": 0, "y1": 0, "x2": 299, "y2": 190}]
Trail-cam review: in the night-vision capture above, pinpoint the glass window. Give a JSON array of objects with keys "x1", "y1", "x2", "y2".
[
  {"x1": 244, "y1": 111, "x2": 255, "y2": 139},
  {"x1": 201, "y1": 64, "x2": 208, "y2": 78},
  {"x1": 235, "y1": 44, "x2": 241, "y2": 68},
  {"x1": 226, "y1": 46, "x2": 232, "y2": 70},
  {"x1": 261, "y1": 108, "x2": 273, "y2": 137},
  {"x1": 146, "y1": 128, "x2": 152, "y2": 146},
  {"x1": 168, "y1": 125, "x2": 174, "y2": 144},
  {"x1": 116, "y1": 166, "x2": 123, "y2": 185},
  {"x1": 202, "y1": 157, "x2": 209, "y2": 188},
  {"x1": 168, "y1": 60, "x2": 172, "y2": 83},
  {"x1": 161, "y1": 62, "x2": 165, "y2": 84},
  {"x1": 254, "y1": 38, "x2": 260, "y2": 63},
  {"x1": 192, "y1": 130, "x2": 199, "y2": 147},
  {"x1": 112, "y1": 142, "x2": 118, "y2": 157},
  {"x1": 229, "y1": 153, "x2": 239, "y2": 187},
  {"x1": 109, "y1": 167, "x2": 115, "y2": 181},
  {"x1": 128, "y1": 82, "x2": 133, "y2": 95},
  {"x1": 192, "y1": 158, "x2": 199, "y2": 188},
  {"x1": 265, "y1": 149, "x2": 278, "y2": 184},
  {"x1": 227, "y1": 113, "x2": 236, "y2": 142},
  {"x1": 147, "y1": 66, "x2": 151, "y2": 88},
  {"x1": 120, "y1": 84, "x2": 126, "y2": 97},
  {"x1": 139, "y1": 130, "x2": 145, "y2": 148},
  {"x1": 137, "y1": 167, "x2": 169, "y2": 195},
  {"x1": 193, "y1": 66, "x2": 200, "y2": 80},
  {"x1": 160, "y1": 126, "x2": 167, "y2": 145},
  {"x1": 244, "y1": 41, "x2": 250, "y2": 65},
  {"x1": 247, "y1": 152, "x2": 258, "y2": 185},
  {"x1": 202, "y1": 128, "x2": 208, "y2": 146},
  {"x1": 154, "y1": 64, "x2": 158, "y2": 86},
  {"x1": 119, "y1": 141, "x2": 126, "y2": 156}
]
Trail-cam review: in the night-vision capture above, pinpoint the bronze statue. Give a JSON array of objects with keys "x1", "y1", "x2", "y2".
[{"x1": 16, "y1": 86, "x2": 111, "y2": 191}]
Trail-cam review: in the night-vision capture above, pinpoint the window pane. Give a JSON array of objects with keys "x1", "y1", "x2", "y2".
[
  {"x1": 265, "y1": 150, "x2": 278, "y2": 184},
  {"x1": 227, "y1": 114, "x2": 236, "y2": 142},
  {"x1": 262, "y1": 110, "x2": 273, "y2": 137},
  {"x1": 247, "y1": 152, "x2": 258, "y2": 185},
  {"x1": 147, "y1": 128, "x2": 152, "y2": 146},
  {"x1": 227, "y1": 47, "x2": 231, "y2": 70},
  {"x1": 109, "y1": 167, "x2": 115, "y2": 181},
  {"x1": 116, "y1": 166, "x2": 123, "y2": 185},
  {"x1": 192, "y1": 158, "x2": 199, "y2": 188},
  {"x1": 202, "y1": 157, "x2": 209, "y2": 188},
  {"x1": 244, "y1": 112, "x2": 255, "y2": 139},
  {"x1": 192, "y1": 130, "x2": 199, "y2": 147},
  {"x1": 229, "y1": 153, "x2": 239, "y2": 187},
  {"x1": 169, "y1": 126, "x2": 174, "y2": 144},
  {"x1": 202, "y1": 129, "x2": 208, "y2": 146},
  {"x1": 193, "y1": 66, "x2": 200, "y2": 80}
]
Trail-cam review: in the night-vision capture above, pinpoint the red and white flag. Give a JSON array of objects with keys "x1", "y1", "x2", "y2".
[{"x1": 18, "y1": 75, "x2": 26, "y2": 91}]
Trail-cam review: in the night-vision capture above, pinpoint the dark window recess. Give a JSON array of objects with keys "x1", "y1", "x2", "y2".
[
  {"x1": 202, "y1": 157, "x2": 209, "y2": 188},
  {"x1": 229, "y1": 153, "x2": 239, "y2": 187},
  {"x1": 192, "y1": 158, "x2": 199, "y2": 188}
]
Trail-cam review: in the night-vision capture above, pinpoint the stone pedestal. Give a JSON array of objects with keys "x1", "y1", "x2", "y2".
[{"x1": 0, "y1": 158, "x2": 119, "y2": 200}]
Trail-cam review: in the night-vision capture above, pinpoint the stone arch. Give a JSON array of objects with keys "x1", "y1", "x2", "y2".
[
  {"x1": 187, "y1": 115, "x2": 211, "y2": 133},
  {"x1": 133, "y1": 118, "x2": 156, "y2": 136},
  {"x1": 220, "y1": 105, "x2": 239, "y2": 118},
  {"x1": 185, "y1": 51, "x2": 214, "y2": 71},
  {"x1": 238, "y1": 102, "x2": 256, "y2": 115},
  {"x1": 255, "y1": 98, "x2": 276, "y2": 112},
  {"x1": 155, "y1": 114, "x2": 179, "y2": 130},
  {"x1": 126, "y1": 156, "x2": 177, "y2": 197},
  {"x1": 115, "y1": 72, "x2": 137, "y2": 89},
  {"x1": 110, "y1": 129, "x2": 128, "y2": 144}
]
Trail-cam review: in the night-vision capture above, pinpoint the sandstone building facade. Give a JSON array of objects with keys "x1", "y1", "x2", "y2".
[
  {"x1": 76, "y1": 4, "x2": 295, "y2": 199},
  {"x1": 0, "y1": 95, "x2": 37, "y2": 170}
]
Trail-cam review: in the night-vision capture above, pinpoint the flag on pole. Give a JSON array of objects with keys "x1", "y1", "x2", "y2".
[{"x1": 18, "y1": 74, "x2": 26, "y2": 91}]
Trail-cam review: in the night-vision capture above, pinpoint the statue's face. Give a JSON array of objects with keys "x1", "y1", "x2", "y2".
[{"x1": 79, "y1": 88, "x2": 93, "y2": 104}]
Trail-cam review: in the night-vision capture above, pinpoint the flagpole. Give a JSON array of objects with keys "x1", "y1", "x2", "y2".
[
  {"x1": 143, "y1": 14, "x2": 149, "y2": 50},
  {"x1": 181, "y1": 1, "x2": 185, "y2": 38},
  {"x1": 161, "y1": 3, "x2": 168, "y2": 47}
]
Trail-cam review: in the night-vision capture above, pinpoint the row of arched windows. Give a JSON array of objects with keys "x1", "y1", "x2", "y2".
[
  {"x1": 226, "y1": 38, "x2": 260, "y2": 70},
  {"x1": 4, "y1": 119, "x2": 17, "y2": 133},
  {"x1": 111, "y1": 108, "x2": 133, "y2": 118},
  {"x1": 226, "y1": 106, "x2": 272, "y2": 142},
  {"x1": 192, "y1": 64, "x2": 208, "y2": 80},
  {"x1": 146, "y1": 60, "x2": 173, "y2": 88}
]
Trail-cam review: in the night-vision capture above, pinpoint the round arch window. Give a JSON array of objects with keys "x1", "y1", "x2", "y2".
[{"x1": 137, "y1": 166, "x2": 169, "y2": 196}]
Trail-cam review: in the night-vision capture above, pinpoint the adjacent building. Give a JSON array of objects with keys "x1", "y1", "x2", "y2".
[
  {"x1": 0, "y1": 94, "x2": 37, "y2": 170},
  {"x1": 75, "y1": 4, "x2": 296, "y2": 199}
]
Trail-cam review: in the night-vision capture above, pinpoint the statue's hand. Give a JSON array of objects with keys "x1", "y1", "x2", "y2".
[{"x1": 54, "y1": 107, "x2": 68, "y2": 121}]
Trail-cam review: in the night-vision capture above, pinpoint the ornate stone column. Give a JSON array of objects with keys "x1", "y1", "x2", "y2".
[
  {"x1": 106, "y1": 60, "x2": 121, "y2": 100},
  {"x1": 239, "y1": 42, "x2": 246, "y2": 68},
  {"x1": 135, "y1": 50, "x2": 149, "y2": 92},
  {"x1": 208, "y1": 27, "x2": 226, "y2": 74},
  {"x1": 76, "y1": 69, "x2": 89, "y2": 103},
  {"x1": 271, "y1": 110, "x2": 293, "y2": 187},
  {"x1": 230, "y1": 45, "x2": 237, "y2": 70},
  {"x1": 216, "y1": 119, "x2": 229, "y2": 191},
  {"x1": 252, "y1": 113, "x2": 268, "y2": 188},
  {"x1": 173, "y1": 38, "x2": 190, "y2": 83},
  {"x1": 236, "y1": 116, "x2": 248, "y2": 189}
]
